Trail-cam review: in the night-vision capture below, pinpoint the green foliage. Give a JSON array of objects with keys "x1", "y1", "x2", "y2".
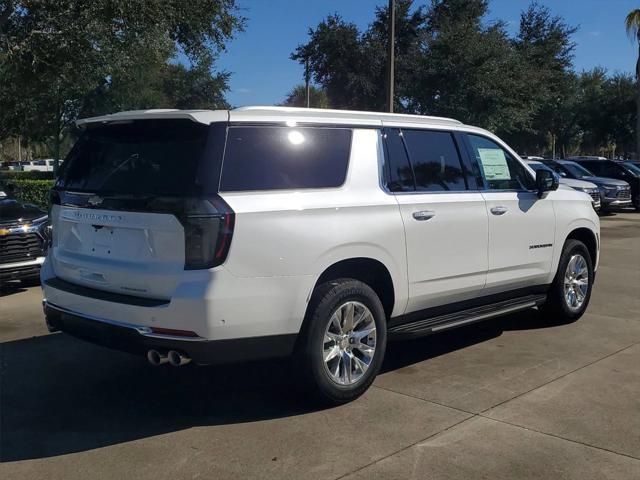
[
  {"x1": 7, "y1": 179, "x2": 54, "y2": 207},
  {"x1": 576, "y1": 69, "x2": 636, "y2": 157},
  {"x1": 292, "y1": 0, "x2": 637, "y2": 157},
  {"x1": 281, "y1": 85, "x2": 331, "y2": 108},
  {"x1": 504, "y1": 2, "x2": 578, "y2": 154},
  {"x1": 415, "y1": 1, "x2": 529, "y2": 133},
  {"x1": 625, "y1": 9, "x2": 640, "y2": 42},
  {"x1": 624, "y1": 8, "x2": 640, "y2": 157},
  {"x1": 291, "y1": 0, "x2": 425, "y2": 111},
  {"x1": 1, "y1": 171, "x2": 55, "y2": 180},
  {"x1": 81, "y1": 60, "x2": 231, "y2": 117},
  {"x1": 0, "y1": 0, "x2": 244, "y2": 164}
]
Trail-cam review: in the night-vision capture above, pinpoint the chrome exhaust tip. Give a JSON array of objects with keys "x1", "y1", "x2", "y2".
[
  {"x1": 147, "y1": 349, "x2": 168, "y2": 366},
  {"x1": 168, "y1": 350, "x2": 191, "y2": 367}
]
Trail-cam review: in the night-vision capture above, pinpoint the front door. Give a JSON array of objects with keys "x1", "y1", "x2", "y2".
[{"x1": 464, "y1": 133, "x2": 556, "y2": 292}]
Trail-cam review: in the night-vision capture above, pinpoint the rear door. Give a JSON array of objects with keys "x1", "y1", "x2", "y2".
[
  {"x1": 383, "y1": 127, "x2": 488, "y2": 313},
  {"x1": 463, "y1": 133, "x2": 556, "y2": 292},
  {"x1": 49, "y1": 119, "x2": 224, "y2": 300}
]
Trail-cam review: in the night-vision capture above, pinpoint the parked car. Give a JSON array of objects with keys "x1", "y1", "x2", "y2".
[
  {"x1": 0, "y1": 182, "x2": 50, "y2": 283},
  {"x1": 565, "y1": 156, "x2": 608, "y2": 161},
  {"x1": 525, "y1": 161, "x2": 600, "y2": 211},
  {"x1": 567, "y1": 158, "x2": 640, "y2": 211},
  {"x1": 22, "y1": 159, "x2": 60, "y2": 172},
  {"x1": 541, "y1": 159, "x2": 632, "y2": 212},
  {"x1": 42, "y1": 107, "x2": 599, "y2": 404}
]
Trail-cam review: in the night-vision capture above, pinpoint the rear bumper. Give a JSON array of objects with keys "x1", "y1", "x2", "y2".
[
  {"x1": 44, "y1": 301, "x2": 297, "y2": 365},
  {"x1": 0, "y1": 257, "x2": 44, "y2": 281}
]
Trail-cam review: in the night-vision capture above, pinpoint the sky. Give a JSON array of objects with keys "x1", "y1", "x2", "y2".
[{"x1": 214, "y1": 0, "x2": 639, "y2": 107}]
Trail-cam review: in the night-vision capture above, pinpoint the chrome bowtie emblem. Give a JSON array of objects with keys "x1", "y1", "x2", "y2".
[{"x1": 87, "y1": 195, "x2": 104, "y2": 207}]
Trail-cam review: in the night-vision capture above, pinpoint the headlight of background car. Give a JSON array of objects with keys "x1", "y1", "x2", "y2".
[{"x1": 603, "y1": 185, "x2": 619, "y2": 197}]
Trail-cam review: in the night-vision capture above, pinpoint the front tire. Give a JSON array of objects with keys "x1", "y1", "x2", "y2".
[
  {"x1": 296, "y1": 279, "x2": 387, "y2": 405},
  {"x1": 541, "y1": 239, "x2": 594, "y2": 323}
]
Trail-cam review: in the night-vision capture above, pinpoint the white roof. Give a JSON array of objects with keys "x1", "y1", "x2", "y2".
[
  {"x1": 230, "y1": 106, "x2": 463, "y2": 127},
  {"x1": 76, "y1": 106, "x2": 464, "y2": 129}
]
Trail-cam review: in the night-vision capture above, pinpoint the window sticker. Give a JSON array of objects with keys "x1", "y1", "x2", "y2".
[{"x1": 478, "y1": 148, "x2": 511, "y2": 180}]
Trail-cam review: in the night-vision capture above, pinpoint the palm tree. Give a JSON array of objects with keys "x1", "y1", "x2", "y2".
[{"x1": 625, "y1": 9, "x2": 640, "y2": 158}]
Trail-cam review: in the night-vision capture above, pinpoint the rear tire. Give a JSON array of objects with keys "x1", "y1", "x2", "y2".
[
  {"x1": 296, "y1": 278, "x2": 387, "y2": 405},
  {"x1": 540, "y1": 239, "x2": 593, "y2": 323}
]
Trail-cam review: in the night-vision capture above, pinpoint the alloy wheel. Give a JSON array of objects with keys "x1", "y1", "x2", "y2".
[
  {"x1": 322, "y1": 301, "x2": 377, "y2": 386},
  {"x1": 563, "y1": 254, "x2": 589, "y2": 311}
]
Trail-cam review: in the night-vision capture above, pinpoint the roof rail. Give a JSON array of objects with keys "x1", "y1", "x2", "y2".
[{"x1": 232, "y1": 106, "x2": 463, "y2": 126}]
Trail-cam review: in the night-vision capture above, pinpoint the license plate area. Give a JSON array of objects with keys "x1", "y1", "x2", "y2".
[{"x1": 90, "y1": 225, "x2": 116, "y2": 256}]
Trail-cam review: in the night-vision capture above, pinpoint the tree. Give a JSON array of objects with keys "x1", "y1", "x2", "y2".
[
  {"x1": 576, "y1": 69, "x2": 636, "y2": 158},
  {"x1": 291, "y1": 0, "x2": 425, "y2": 111},
  {"x1": 289, "y1": 0, "x2": 628, "y2": 157},
  {"x1": 509, "y1": 2, "x2": 578, "y2": 155},
  {"x1": 602, "y1": 73, "x2": 636, "y2": 158},
  {"x1": 625, "y1": 8, "x2": 640, "y2": 157},
  {"x1": 281, "y1": 84, "x2": 331, "y2": 108},
  {"x1": 413, "y1": 0, "x2": 529, "y2": 132},
  {"x1": 0, "y1": 1, "x2": 244, "y2": 169}
]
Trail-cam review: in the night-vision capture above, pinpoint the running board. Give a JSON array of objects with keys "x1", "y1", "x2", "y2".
[{"x1": 388, "y1": 294, "x2": 547, "y2": 339}]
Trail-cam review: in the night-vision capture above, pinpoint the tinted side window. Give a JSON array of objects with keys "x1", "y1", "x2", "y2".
[
  {"x1": 543, "y1": 162, "x2": 563, "y2": 175},
  {"x1": 384, "y1": 128, "x2": 414, "y2": 191},
  {"x1": 467, "y1": 134, "x2": 535, "y2": 191},
  {"x1": 402, "y1": 130, "x2": 467, "y2": 192},
  {"x1": 220, "y1": 127, "x2": 351, "y2": 191},
  {"x1": 583, "y1": 161, "x2": 620, "y2": 178},
  {"x1": 579, "y1": 162, "x2": 603, "y2": 176}
]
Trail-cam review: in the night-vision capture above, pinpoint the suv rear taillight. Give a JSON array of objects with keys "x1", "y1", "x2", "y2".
[{"x1": 182, "y1": 196, "x2": 235, "y2": 270}]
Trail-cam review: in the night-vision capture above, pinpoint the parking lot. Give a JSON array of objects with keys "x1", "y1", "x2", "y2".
[{"x1": 0, "y1": 212, "x2": 638, "y2": 479}]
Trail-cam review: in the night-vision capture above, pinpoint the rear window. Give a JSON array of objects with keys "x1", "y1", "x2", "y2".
[
  {"x1": 220, "y1": 126, "x2": 352, "y2": 191},
  {"x1": 56, "y1": 120, "x2": 215, "y2": 196}
]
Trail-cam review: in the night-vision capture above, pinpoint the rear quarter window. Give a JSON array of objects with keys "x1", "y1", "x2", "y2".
[{"x1": 220, "y1": 126, "x2": 352, "y2": 191}]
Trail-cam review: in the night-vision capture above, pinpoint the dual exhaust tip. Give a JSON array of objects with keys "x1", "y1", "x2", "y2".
[{"x1": 147, "y1": 349, "x2": 191, "y2": 367}]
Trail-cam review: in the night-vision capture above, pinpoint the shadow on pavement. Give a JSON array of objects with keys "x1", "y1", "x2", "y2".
[
  {"x1": 382, "y1": 308, "x2": 566, "y2": 372},
  {"x1": 0, "y1": 307, "x2": 562, "y2": 462}
]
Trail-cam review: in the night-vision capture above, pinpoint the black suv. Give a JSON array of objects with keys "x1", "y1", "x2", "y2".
[
  {"x1": 0, "y1": 182, "x2": 50, "y2": 283},
  {"x1": 568, "y1": 158, "x2": 640, "y2": 211}
]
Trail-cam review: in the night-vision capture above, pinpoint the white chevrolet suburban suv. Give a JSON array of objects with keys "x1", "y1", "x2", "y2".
[{"x1": 42, "y1": 107, "x2": 599, "y2": 404}]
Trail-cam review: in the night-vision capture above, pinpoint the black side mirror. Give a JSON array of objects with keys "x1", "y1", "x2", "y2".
[{"x1": 536, "y1": 169, "x2": 559, "y2": 198}]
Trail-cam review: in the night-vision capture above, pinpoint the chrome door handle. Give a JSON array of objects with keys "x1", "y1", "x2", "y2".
[
  {"x1": 490, "y1": 206, "x2": 508, "y2": 216},
  {"x1": 412, "y1": 210, "x2": 436, "y2": 221}
]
